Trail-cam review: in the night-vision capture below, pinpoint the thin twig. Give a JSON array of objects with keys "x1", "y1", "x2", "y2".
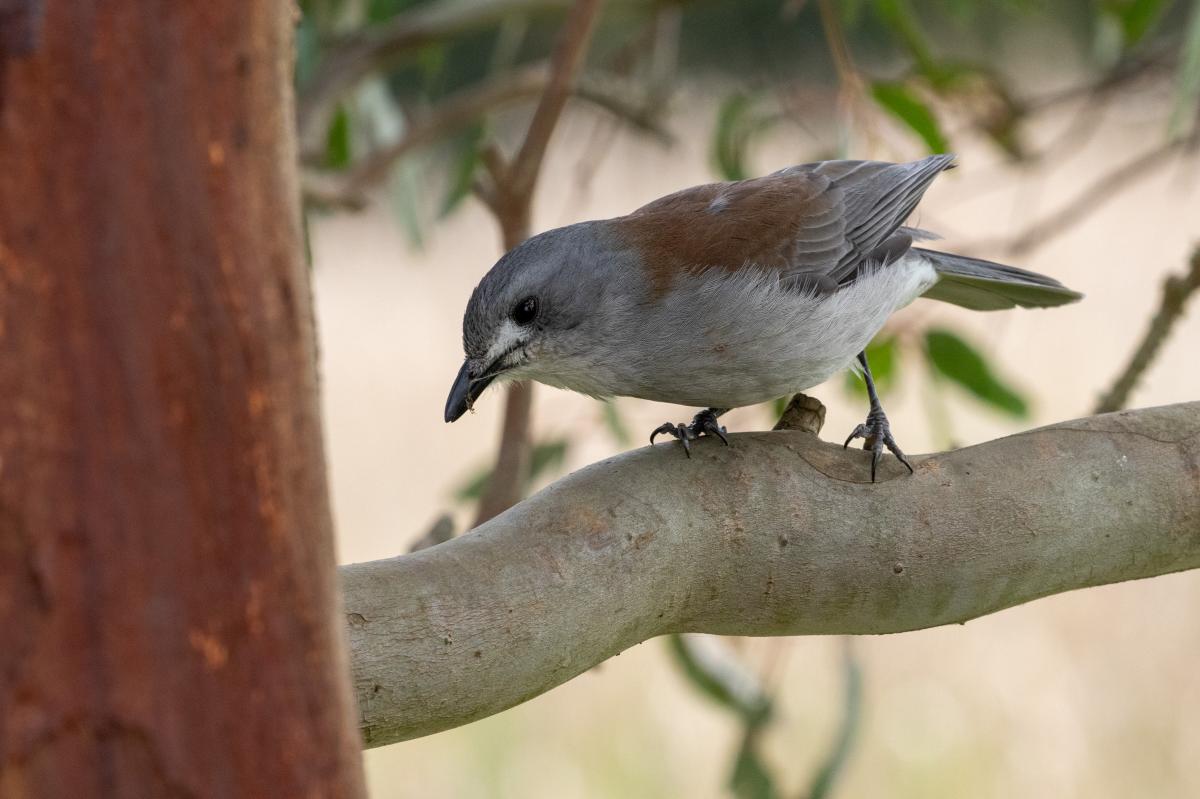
[
  {"x1": 301, "y1": 65, "x2": 670, "y2": 208},
  {"x1": 473, "y1": 0, "x2": 605, "y2": 527},
  {"x1": 297, "y1": 0, "x2": 574, "y2": 142},
  {"x1": 968, "y1": 136, "x2": 1195, "y2": 257},
  {"x1": 816, "y1": 0, "x2": 875, "y2": 154},
  {"x1": 507, "y1": 0, "x2": 603, "y2": 196},
  {"x1": 1095, "y1": 246, "x2": 1200, "y2": 414}
]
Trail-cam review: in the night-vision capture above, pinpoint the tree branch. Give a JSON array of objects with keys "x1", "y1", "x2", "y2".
[
  {"x1": 471, "y1": 0, "x2": 604, "y2": 526},
  {"x1": 341, "y1": 402, "x2": 1200, "y2": 747},
  {"x1": 967, "y1": 135, "x2": 1195, "y2": 257},
  {"x1": 1095, "y1": 246, "x2": 1200, "y2": 414},
  {"x1": 507, "y1": 0, "x2": 602, "y2": 196},
  {"x1": 297, "y1": 0, "x2": 573, "y2": 141},
  {"x1": 300, "y1": 64, "x2": 670, "y2": 209}
]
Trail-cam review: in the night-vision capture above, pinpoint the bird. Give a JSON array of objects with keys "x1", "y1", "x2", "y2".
[{"x1": 444, "y1": 155, "x2": 1082, "y2": 480}]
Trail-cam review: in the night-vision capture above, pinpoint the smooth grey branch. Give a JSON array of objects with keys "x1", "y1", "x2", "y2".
[{"x1": 341, "y1": 402, "x2": 1200, "y2": 747}]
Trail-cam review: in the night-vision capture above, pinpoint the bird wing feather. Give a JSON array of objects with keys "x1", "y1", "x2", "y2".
[{"x1": 618, "y1": 154, "x2": 955, "y2": 296}]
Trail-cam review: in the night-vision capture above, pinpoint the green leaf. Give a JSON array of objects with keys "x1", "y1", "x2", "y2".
[
  {"x1": 454, "y1": 439, "x2": 571, "y2": 502},
  {"x1": 712, "y1": 93, "x2": 776, "y2": 181},
  {"x1": 843, "y1": 334, "x2": 900, "y2": 400},
  {"x1": 665, "y1": 635, "x2": 771, "y2": 726},
  {"x1": 366, "y1": 0, "x2": 416, "y2": 24},
  {"x1": 871, "y1": 82, "x2": 949, "y2": 154},
  {"x1": 730, "y1": 733, "x2": 778, "y2": 799},
  {"x1": 1104, "y1": 0, "x2": 1169, "y2": 48},
  {"x1": 923, "y1": 328, "x2": 1029, "y2": 417},
  {"x1": 873, "y1": 0, "x2": 936, "y2": 73},
  {"x1": 769, "y1": 395, "x2": 790, "y2": 421},
  {"x1": 324, "y1": 106, "x2": 352, "y2": 169}
]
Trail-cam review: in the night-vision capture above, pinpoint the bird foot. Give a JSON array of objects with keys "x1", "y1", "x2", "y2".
[
  {"x1": 843, "y1": 407, "x2": 914, "y2": 482},
  {"x1": 650, "y1": 409, "x2": 729, "y2": 458}
]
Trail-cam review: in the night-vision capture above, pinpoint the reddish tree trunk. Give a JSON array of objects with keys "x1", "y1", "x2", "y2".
[{"x1": 0, "y1": 3, "x2": 366, "y2": 797}]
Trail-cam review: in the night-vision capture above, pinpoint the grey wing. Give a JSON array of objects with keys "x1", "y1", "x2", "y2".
[{"x1": 774, "y1": 154, "x2": 956, "y2": 290}]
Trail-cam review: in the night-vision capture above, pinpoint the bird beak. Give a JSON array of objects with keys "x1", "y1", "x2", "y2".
[{"x1": 444, "y1": 360, "x2": 496, "y2": 423}]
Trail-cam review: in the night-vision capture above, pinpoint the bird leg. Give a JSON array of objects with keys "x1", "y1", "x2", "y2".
[
  {"x1": 843, "y1": 351, "x2": 914, "y2": 481},
  {"x1": 650, "y1": 408, "x2": 729, "y2": 458}
]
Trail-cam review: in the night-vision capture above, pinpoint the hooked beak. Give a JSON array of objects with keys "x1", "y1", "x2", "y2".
[{"x1": 444, "y1": 360, "x2": 498, "y2": 423}]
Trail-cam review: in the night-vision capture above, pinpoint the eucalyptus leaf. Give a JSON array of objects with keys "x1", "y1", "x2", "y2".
[
  {"x1": 712, "y1": 93, "x2": 777, "y2": 181},
  {"x1": 924, "y1": 328, "x2": 1029, "y2": 417},
  {"x1": 871, "y1": 82, "x2": 949, "y2": 153},
  {"x1": 807, "y1": 643, "x2": 864, "y2": 799},
  {"x1": 665, "y1": 635, "x2": 771, "y2": 725},
  {"x1": 1106, "y1": 0, "x2": 1169, "y2": 47},
  {"x1": 454, "y1": 439, "x2": 571, "y2": 502},
  {"x1": 325, "y1": 106, "x2": 352, "y2": 169},
  {"x1": 730, "y1": 733, "x2": 778, "y2": 799}
]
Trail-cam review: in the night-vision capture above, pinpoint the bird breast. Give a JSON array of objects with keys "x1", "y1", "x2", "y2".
[{"x1": 547, "y1": 254, "x2": 938, "y2": 409}]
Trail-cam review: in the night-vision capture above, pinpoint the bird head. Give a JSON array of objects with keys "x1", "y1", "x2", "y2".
[{"x1": 445, "y1": 222, "x2": 621, "y2": 422}]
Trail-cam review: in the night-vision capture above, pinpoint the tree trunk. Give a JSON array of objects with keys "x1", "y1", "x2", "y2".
[{"x1": 0, "y1": 3, "x2": 366, "y2": 797}]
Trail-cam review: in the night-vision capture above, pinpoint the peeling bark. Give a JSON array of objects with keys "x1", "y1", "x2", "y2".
[{"x1": 342, "y1": 403, "x2": 1200, "y2": 746}]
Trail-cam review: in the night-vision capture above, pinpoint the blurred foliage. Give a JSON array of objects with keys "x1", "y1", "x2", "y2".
[
  {"x1": 806, "y1": 642, "x2": 864, "y2": 799},
  {"x1": 841, "y1": 328, "x2": 1032, "y2": 421},
  {"x1": 601, "y1": 400, "x2": 633, "y2": 447},
  {"x1": 870, "y1": 81, "x2": 949, "y2": 153},
  {"x1": 713, "y1": 92, "x2": 780, "y2": 181},
  {"x1": 454, "y1": 437, "x2": 569, "y2": 501},
  {"x1": 325, "y1": 106, "x2": 353, "y2": 168},
  {"x1": 297, "y1": 0, "x2": 1200, "y2": 223},
  {"x1": 299, "y1": 1, "x2": 1198, "y2": 796},
  {"x1": 842, "y1": 334, "x2": 900, "y2": 400},
  {"x1": 667, "y1": 634, "x2": 864, "y2": 799},
  {"x1": 925, "y1": 328, "x2": 1030, "y2": 417},
  {"x1": 666, "y1": 635, "x2": 776, "y2": 799}
]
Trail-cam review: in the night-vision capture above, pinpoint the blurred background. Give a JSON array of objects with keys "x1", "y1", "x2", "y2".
[{"x1": 298, "y1": 0, "x2": 1200, "y2": 796}]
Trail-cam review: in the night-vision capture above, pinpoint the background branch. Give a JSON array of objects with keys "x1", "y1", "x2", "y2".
[
  {"x1": 1096, "y1": 246, "x2": 1200, "y2": 413},
  {"x1": 301, "y1": 64, "x2": 668, "y2": 209},
  {"x1": 341, "y1": 402, "x2": 1200, "y2": 747},
  {"x1": 967, "y1": 135, "x2": 1196, "y2": 257},
  {"x1": 297, "y1": 0, "x2": 573, "y2": 141},
  {"x1": 472, "y1": 0, "x2": 604, "y2": 526}
]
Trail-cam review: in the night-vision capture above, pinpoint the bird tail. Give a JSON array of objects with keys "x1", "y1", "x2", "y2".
[{"x1": 917, "y1": 248, "x2": 1083, "y2": 311}]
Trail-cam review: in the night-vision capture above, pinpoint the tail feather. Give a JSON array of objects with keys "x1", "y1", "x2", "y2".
[{"x1": 917, "y1": 247, "x2": 1083, "y2": 311}]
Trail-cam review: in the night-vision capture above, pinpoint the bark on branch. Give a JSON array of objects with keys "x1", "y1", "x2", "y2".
[{"x1": 342, "y1": 402, "x2": 1200, "y2": 747}]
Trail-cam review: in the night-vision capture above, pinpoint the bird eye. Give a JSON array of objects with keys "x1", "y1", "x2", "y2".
[{"x1": 511, "y1": 296, "x2": 539, "y2": 326}]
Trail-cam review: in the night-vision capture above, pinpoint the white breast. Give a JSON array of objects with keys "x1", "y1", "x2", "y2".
[{"x1": 558, "y1": 254, "x2": 939, "y2": 409}]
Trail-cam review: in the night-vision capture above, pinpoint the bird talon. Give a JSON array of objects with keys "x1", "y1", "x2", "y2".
[
  {"x1": 649, "y1": 422, "x2": 678, "y2": 446},
  {"x1": 843, "y1": 424, "x2": 868, "y2": 449},
  {"x1": 844, "y1": 411, "x2": 911, "y2": 482},
  {"x1": 649, "y1": 409, "x2": 729, "y2": 457}
]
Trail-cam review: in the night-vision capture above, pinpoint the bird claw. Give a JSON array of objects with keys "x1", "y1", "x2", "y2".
[
  {"x1": 650, "y1": 410, "x2": 729, "y2": 458},
  {"x1": 843, "y1": 409, "x2": 914, "y2": 482}
]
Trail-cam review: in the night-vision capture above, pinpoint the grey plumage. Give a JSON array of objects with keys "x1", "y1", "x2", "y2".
[
  {"x1": 917, "y1": 248, "x2": 1083, "y2": 310},
  {"x1": 445, "y1": 155, "x2": 1083, "y2": 446}
]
